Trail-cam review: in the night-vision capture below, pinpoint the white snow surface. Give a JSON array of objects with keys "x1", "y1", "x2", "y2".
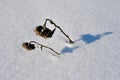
[{"x1": 0, "y1": 0, "x2": 120, "y2": 80}]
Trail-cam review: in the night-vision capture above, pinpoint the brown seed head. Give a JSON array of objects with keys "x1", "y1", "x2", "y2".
[{"x1": 22, "y1": 42, "x2": 35, "y2": 50}]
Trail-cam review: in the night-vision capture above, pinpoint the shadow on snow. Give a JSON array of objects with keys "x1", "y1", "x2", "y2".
[
  {"x1": 61, "y1": 46, "x2": 80, "y2": 54},
  {"x1": 74, "y1": 32, "x2": 113, "y2": 44},
  {"x1": 61, "y1": 32, "x2": 113, "y2": 54}
]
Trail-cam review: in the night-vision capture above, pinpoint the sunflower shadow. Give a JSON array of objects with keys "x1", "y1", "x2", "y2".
[
  {"x1": 75, "y1": 32, "x2": 113, "y2": 44},
  {"x1": 61, "y1": 46, "x2": 80, "y2": 54},
  {"x1": 60, "y1": 32, "x2": 113, "y2": 54}
]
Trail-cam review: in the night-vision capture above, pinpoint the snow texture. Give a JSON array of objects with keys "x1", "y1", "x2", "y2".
[{"x1": 0, "y1": 0, "x2": 120, "y2": 80}]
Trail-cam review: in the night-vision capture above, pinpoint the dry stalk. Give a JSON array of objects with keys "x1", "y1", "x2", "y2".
[
  {"x1": 43, "y1": 19, "x2": 74, "y2": 43},
  {"x1": 29, "y1": 41, "x2": 60, "y2": 55}
]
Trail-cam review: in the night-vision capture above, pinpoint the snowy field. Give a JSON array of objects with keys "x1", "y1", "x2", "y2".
[{"x1": 0, "y1": 0, "x2": 120, "y2": 80}]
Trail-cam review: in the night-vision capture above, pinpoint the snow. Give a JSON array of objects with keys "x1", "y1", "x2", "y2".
[{"x1": 0, "y1": 0, "x2": 120, "y2": 80}]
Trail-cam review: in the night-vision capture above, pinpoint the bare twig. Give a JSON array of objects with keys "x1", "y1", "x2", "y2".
[
  {"x1": 29, "y1": 41, "x2": 60, "y2": 55},
  {"x1": 43, "y1": 19, "x2": 74, "y2": 43}
]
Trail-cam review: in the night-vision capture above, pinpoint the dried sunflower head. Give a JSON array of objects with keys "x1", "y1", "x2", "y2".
[
  {"x1": 34, "y1": 25, "x2": 56, "y2": 38},
  {"x1": 34, "y1": 25, "x2": 43, "y2": 36},
  {"x1": 22, "y1": 42, "x2": 35, "y2": 50}
]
